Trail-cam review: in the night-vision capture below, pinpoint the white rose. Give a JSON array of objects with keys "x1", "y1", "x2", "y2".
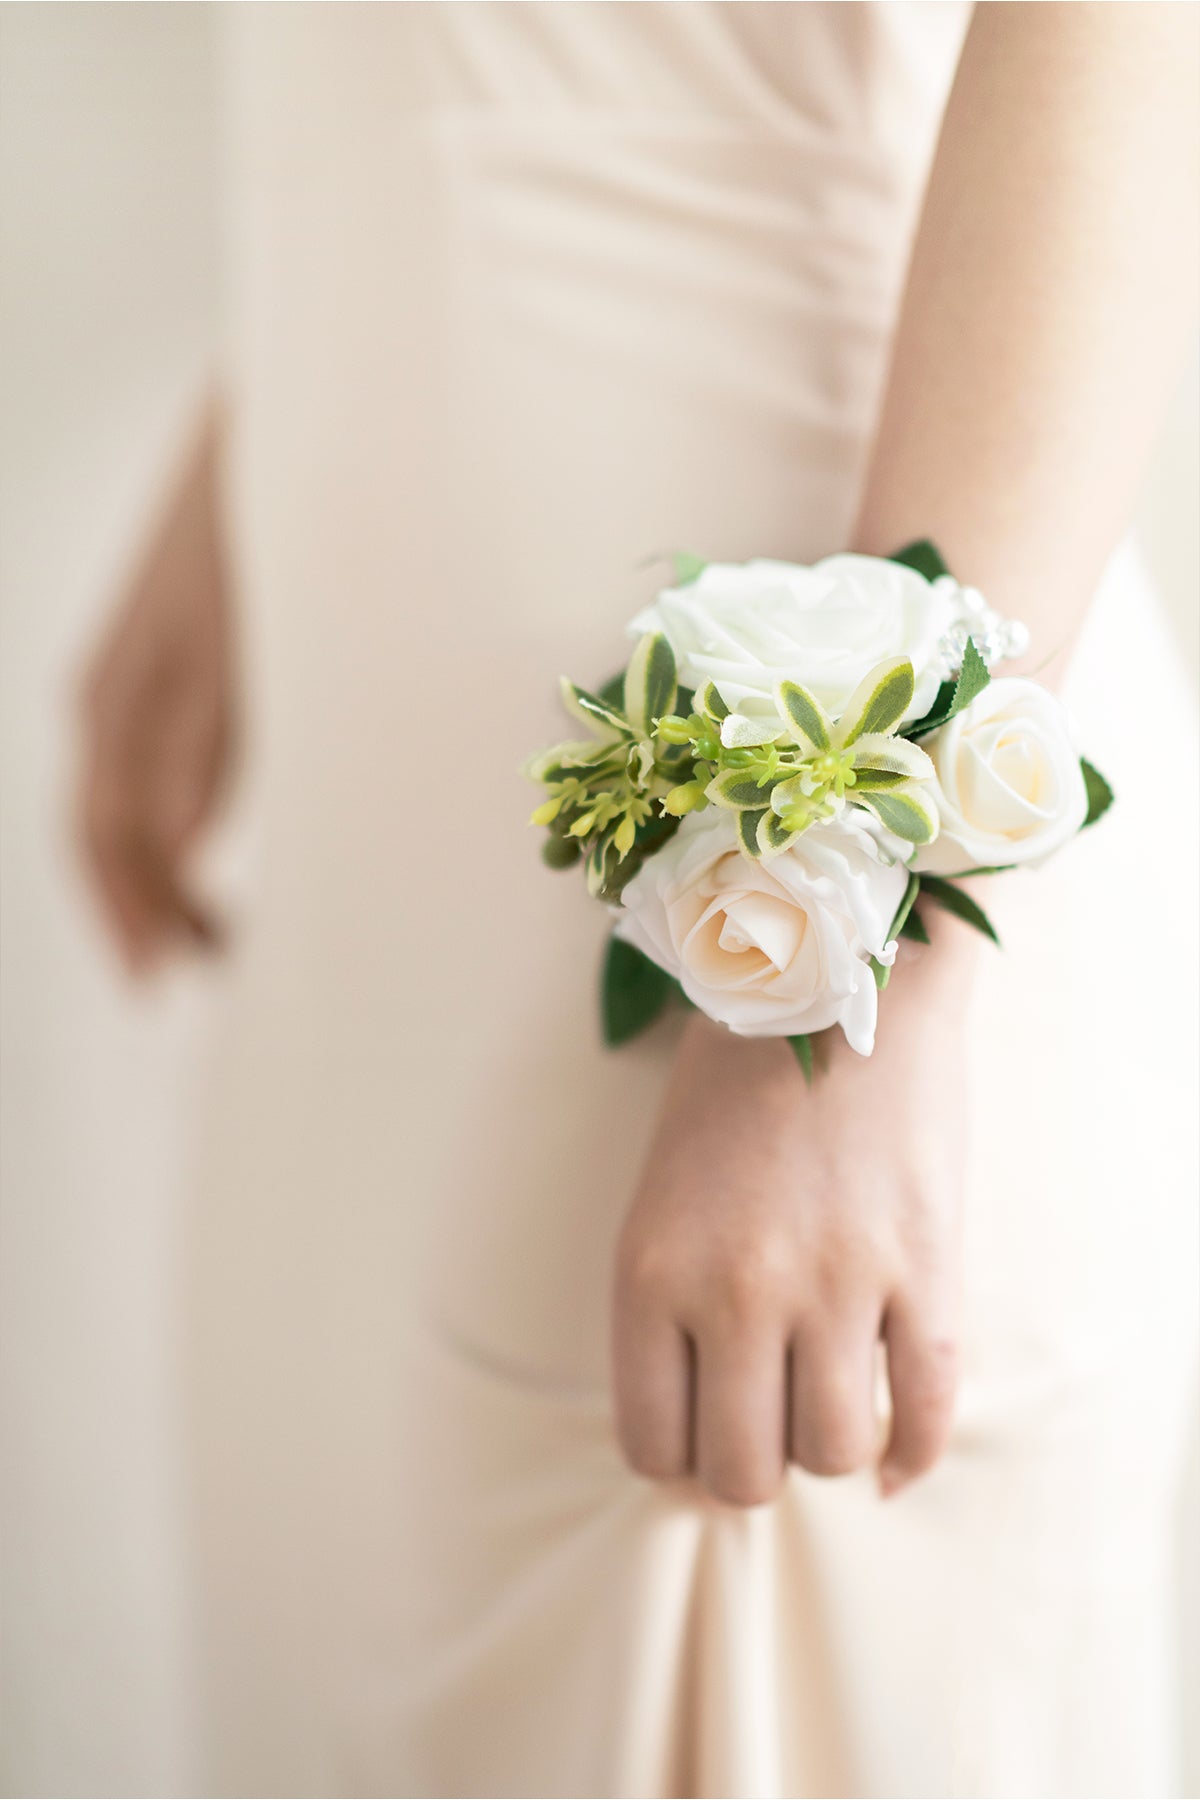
[
  {"x1": 616, "y1": 808, "x2": 909, "y2": 1055},
  {"x1": 630, "y1": 553, "x2": 967, "y2": 726},
  {"x1": 914, "y1": 677, "x2": 1088, "y2": 875}
]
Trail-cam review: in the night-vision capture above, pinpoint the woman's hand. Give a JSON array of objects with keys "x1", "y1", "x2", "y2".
[
  {"x1": 76, "y1": 413, "x2": 235, "y2": 973},
  {"x1": 612, "y1": 926, "x2": 977, "y2": 1505}
]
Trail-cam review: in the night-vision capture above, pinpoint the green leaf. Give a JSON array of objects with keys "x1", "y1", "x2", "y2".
[
  {"x1": 920, "y1": 875, "x2": 1000, "y2": 946},
  {"x1": 868, "y1": 874, "x2": 919, "y2": 987},
  {"x1": 720, "y1": 712, "x2": 786, "y2": 749},
  {"x1": 601, "y1": 936, "x2": 676, "y2": 1046},
  {"x1": 903, "y1": 678, "x2": 954, "y2": 740},
  {"x1": 848, "y1": 767, "x2": 910, "y2": 792},
  {"x1": 907, "y1": 637, "x2": 990, "y2": 739},
  {"x1": 597, "y1": 670, "x2": 625, "y2": 709},
  {"x1": 788, "y1": 1033, "x2": 814, "y2": 1084},
  {"x1": 1080, "y1": 757, "x2": 1114, "y2": 829},
  {"x1": 890, "y1": 539, "x2": 951, "y2": 582},
  {"x1": 855, "y1": 783, "x2": 939, "y2": 845},
  {"x1": 623, "y1": 631, "x2": 677, "y2": 736},
  {"x1": 852, "y1": 733, "x2": 935, "y2": 781},
  {"x1": 887, "y1": 870, "x2": 921, "y2": 942},
  {"x1": 526, "y1": 739, "x2": 617, "y2": 783},
  {"x1": 951, "y1": 637, "x2": 990, "y2": 714},
  {"x1": 707, "y1": 768, "x2": 780, "y2": 811},
  {"x1": 541, "y1": 835, "x2": 581, "y2": 870},
  {"x1": 737, "y1": 808, "x2": 767, "y2": 857},
  {"x1": 561, "y1": 678, "x2": 631, "y2": 738},
  {"x1": 756, "y1": 809, "x2": 797, "y2": 857},
  {"x1": 768, "y1": 774, "x2": 810, "y2": 816},
  {"x1": 671, "y1": 551, "x2": 708, "y2": 586},
  {"x1": 936, "y1": 863, "x2": 1013, "y2": 878},
  {"x1": 898, "y1": 906, "x2": 930, "y2": 944},
  {"x1": 696, "y1": 680, "x2": 729, "y2": 722},
  {"x1": 776, "y1": 680, "x2": 832, "y2": 751},
  {"x1": 837, "y1": 658, "x2": 915, "y2": 745}
]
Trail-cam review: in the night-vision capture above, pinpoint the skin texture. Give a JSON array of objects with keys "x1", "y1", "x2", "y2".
[
  {"x1": 77, "y1": 8, "x2": 1199, "y2": 1498},
  {"x1": 614, "y1": 1, "x2": 1200, "y2": 1503},
  {"x1": 614, "y1": 921, "x2": 976, "y2": 1507}
]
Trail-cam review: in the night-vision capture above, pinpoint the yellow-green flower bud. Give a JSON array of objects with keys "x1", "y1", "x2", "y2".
[
  {"x1": 664, "y1": 781, "x2": 705, "y2": 817},
  {"x1": 614, "y1": 814, "x2": 637, "y2": 855}
]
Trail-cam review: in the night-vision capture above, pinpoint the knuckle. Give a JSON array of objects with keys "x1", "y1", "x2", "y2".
[
  {"x1": 620, "y1": 1434, "x2": 688, "y2": 1484},
  {"x1": 709, "y1": 1231, "x2": 795, "y2": 1322},
  {"x1": 792, "y1": 1424, "x2": 872, "y2": 1479},
  {"x1": 703, "y1": 1459, "x2": 784, "y2": 1510},
  {"x1": 792, "y1": 1373, "x2": 875, "y2": 1477},
  {"x1": 615, "y1": 1234, "x2": 680, "y2": 1306}
]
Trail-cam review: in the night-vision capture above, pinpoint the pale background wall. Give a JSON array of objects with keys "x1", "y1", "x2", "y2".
[
  {"x1": 0, "y1": 8, "x2": 219, "y2": 1793},
  {"x1": 0, "y1": 6, "x2": 1196, "y2": 1795}
]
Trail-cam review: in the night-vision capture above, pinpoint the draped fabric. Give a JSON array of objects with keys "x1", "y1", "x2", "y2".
[{"x1": 188, "y1": 7, "x2": 1199, "y2": 1792}]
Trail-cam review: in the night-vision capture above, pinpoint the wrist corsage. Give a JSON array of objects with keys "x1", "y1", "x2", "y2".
[{"x1": 527, "y1": 541, "x2": 1112, "y2": 1078}]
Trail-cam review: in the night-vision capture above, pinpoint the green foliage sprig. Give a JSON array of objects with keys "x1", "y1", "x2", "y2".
[{"x1": 528, "y1": 540, "x2": 1117, "y2": 1077}]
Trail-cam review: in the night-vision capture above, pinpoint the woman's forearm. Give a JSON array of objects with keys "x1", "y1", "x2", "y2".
[{"x1": 852, "y1": 1, "x2": 1199, "y2": 680}]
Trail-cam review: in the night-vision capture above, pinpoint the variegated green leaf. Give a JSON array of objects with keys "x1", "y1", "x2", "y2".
[
  {"x1": 768, "y1": 774, "x2": 809, "y2": 817},
  {"x1": 852, "y1": 733, "x2": 935, "y2": 781},
  {"x1": 848, "y1": 767, "x2": 908, "y2": 792},
  {"x1": 776, "y1": 680, "x2": 832, "y2": 752},
  {"x1": 623, "y1": 631, "x2": 677, "y2": 735},
  {"x1": 707, "y1": 768, "x2": 780, "y2": 811},
  {"x1": 756, "y1": 809, "x2": 797, "y2": 857},
  {"x1": 836, "y1": 658, "x2": 915, "y2": 746},
  {"x1": 855, "y1": 781, "x2": 939, "y2": 845},
  {"x1": 585, "y1": 841, "x2": 612, "y2": 898},
  {"x1": 696, "y1": 680, "x2": 730, "y2": 722},
  {"x1": 720, "y1": 711, "x2": 786, "y2": 749},
  {"x1": 525, "y1": 740, "x2": 601, "y2": 783},
  {"x1": 560, "y1": 677, "x2": 632, "y2": 739},
  {"x1": 597, "y1": 670, "x2": 625, "y2": 709},
  {"x1": 737, "y1": 809, "x2": 767, "y2": 857},
  {"x1": 789, "y1": 1034, "x2": 814, "y2": 1084}
]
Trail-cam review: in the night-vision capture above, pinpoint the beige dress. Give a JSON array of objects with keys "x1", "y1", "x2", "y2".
[{"x1": 190, "y1": 5, "x2": 1199, "y2": 1794}]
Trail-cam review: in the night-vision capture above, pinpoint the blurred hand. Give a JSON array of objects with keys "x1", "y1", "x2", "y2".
[
  {"x1": 77, "y1": 416, "x2": 235, "y2": 973},
  {"x1": 612, "y1": 936, "x2": 975, "y2": 1506}
]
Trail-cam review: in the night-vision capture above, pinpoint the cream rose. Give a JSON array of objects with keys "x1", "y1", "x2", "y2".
[
  {"x1": 914, "y1": 677, "x2": 1088, "y2": 875},
  {"x1": 630, "y1": 554, "x2": 972, "y2": 727},
  {"x1": 616, "y1": 808, "x2": 909, "y2": 1054}
]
